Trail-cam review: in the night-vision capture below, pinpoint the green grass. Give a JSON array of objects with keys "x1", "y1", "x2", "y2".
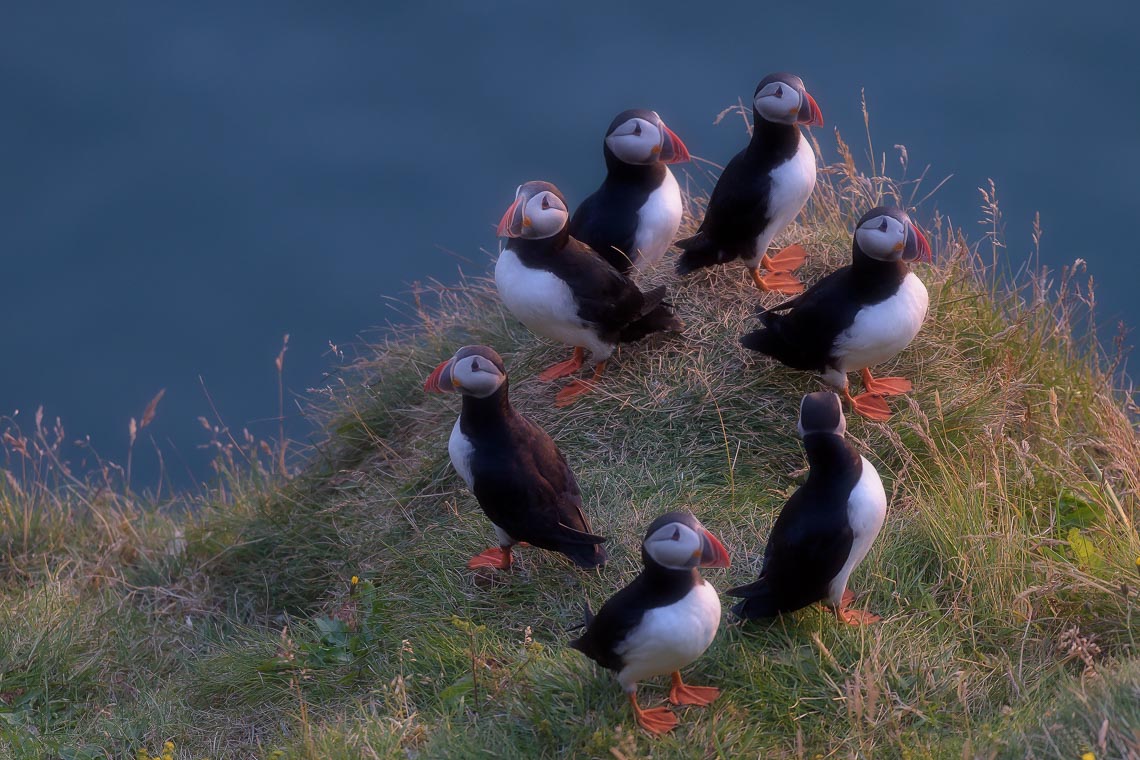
[{"x1": 2, "y1": 124, "x2": 1138, "y2": 759}]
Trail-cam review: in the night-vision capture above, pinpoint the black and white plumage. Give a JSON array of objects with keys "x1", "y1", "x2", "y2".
[
  {"x1": 423, "y1": 345, "x2": 607, "y2": 570},
  {"x1": 495, "y1": 181, "x2": 683, "y2": 407},
  {"x1": 570, "y1": 511, "x2": 730, "y2": 735},
  {"x1": 727, "y1": 392, "x2": 887, "y2": 624},
  {"x1": 568, "y1": 109, "x2": 689, "y2": 275},
  {"x1": 740, "y1": 206, "x2": 932, "y2": 420},
  {"x1": 676, "y1": 72, "x2": 823, "y2": 295}
]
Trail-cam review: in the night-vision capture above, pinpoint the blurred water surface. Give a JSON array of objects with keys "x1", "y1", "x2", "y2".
[{"x1": 1, "y1": 1, "x2": 1136, "y2": 484}]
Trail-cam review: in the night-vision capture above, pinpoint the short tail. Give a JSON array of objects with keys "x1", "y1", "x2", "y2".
[
  {"x1": 675, "y1": 231, "x2": 731, "y2": 276},
  {"x1": 725, "y1": 578, "x2": 778, "y2": 621},
  {"x1": 740, "y1": 311, "x2": 806, "y2": 368},
  {"x1": 565, "y1": 541, "x2": 608, "y2": 569},
  {"x1": 568, "y1": 600, "x2": 595, "y2": 649},
  {"x1": 620, "y1": 285, "x2": 684, "y2": 343}
]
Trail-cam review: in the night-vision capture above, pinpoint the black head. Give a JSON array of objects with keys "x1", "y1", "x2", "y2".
[
  {"x1": 603, "y1": 108, "x2": 690, "y2": 166},
  {"x1": 797, "y1": 391, "x2": 846, "y2": 438},
  {"x1": 853, "y1": 206, "x2": 932, "y2": 263},
  {"x1": 423, "y1": 345, "x2": 508, "y2": 399},
  {"x1": 753, "y1": 72, "x2": 823, "y2": 127},
  {"x1": 496, "y1": 181, "x2": 570, "y2": 240},
  {"x1": 641, "y1": 511, "x2": 730, "y2": 571}
]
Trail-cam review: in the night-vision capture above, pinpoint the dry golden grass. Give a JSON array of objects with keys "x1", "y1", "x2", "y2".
[{"x1": 2, "y1": 117, "x2": 1138, "y2": 759}]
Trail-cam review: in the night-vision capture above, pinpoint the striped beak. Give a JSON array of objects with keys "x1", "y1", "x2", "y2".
[
  {"x1": 797, "y1": 91, "x2": 824, "y2": 127},
  {"x1": 656, "y1": 122, "x2": 691, "y2": 164},
  {"x1": 496, "y1": 194, "x2": 527, "y2": 238},
  {"x1": 902, "y1": 221, "x2": 932, "y2": 263},
  {"x1": 423, "y1": 359, "x2": 455, "y2": 393},
  {"x1": 699, "y1": 528, "x2": 731, "y2": 568}
]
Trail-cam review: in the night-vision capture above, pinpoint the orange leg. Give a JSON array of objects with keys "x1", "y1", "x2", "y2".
[
  {"x1": 537, "y1": 347, "x2": 584, "y2": 382},
  {"x1": 628, "y1": 691, "x2": 678, "y2": 735},
  {"x1": 860, "y1": 368, "x2": 913, "y2": 396},
  {"x1": 759, "y1": 243, "x2": 808, "y2": 272},
  {"x1": 553, "y1": 361, "x2": 606, "y2": 407},
  {"x1": 467, "y1": 546, "x2": 511, "y2": 570},
  {"x1": 749, "y1": 267, "x2": 804, "y2": 296},
  {"x1": 832, "y1": 588, "x2": 881, "y2": 626},
  {"x1": 668, "y1": 671, "x2": 720, "y2": 707},
  {"x1": 843, "y1": 385, "x2": 892, "y2": 422}
]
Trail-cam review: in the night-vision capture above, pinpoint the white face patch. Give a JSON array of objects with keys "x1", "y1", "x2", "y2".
[
  {"x1": 644, "y1": 522, "x2": 702, "y2": 570},
  {"x1": 521, "y1": 191, "x2": 569, "y2": 239},
  {"x1": 855, "y1": 214, "x2": 908, "y2": 261},
  {"x1": 605, "y1": 117, "x2": 663, "y2": 165},
  {"x1": 450, "y1": 355, "x2": 505, "y2": 398},
  {"x1": 754, "y1": 81, "x2": 802, "y2": 125}
]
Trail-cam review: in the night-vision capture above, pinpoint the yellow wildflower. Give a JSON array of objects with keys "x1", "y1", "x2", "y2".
[
  {"x1": 1082, "y1": 752, "x2": 1096, "y2": 760},
  {"x1": 351, "y1": 575, "x2": 360, "y2": 585}
]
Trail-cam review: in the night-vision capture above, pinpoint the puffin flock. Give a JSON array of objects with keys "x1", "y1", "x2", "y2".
[{"x1": 422, "y1": 72, "x2": 931, "y2": 735}]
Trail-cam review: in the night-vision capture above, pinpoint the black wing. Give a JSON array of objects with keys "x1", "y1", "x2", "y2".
[
  {"x1": 694, "y1": 150, "x2": 772, "y2": 257},
  {"x1": 547, "y1": 238, "x2": 647, "y2": 330},
  {"x1": 470, "y1": 415, "x2": 604, "y2": 558},
  {"x1": 753, "y1": 483, "x2": 854, "y2": 612},
  {"x1": 569, "y1": 185, "x2": 640, "y2": 274}
]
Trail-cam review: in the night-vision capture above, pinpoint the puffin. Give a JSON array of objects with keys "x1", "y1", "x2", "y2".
[
  {"x1": 423, "y1": 344, "x2": 607, "y2": 570},
  {"x1": 675, "y1": 72, "x2": 823, "y2": 295},
  {"x1": 495, "y1": 181, "x2": 683, "y2": 407},
  {"x1": 568, "y1": 109, "x2": 690, "y2": 274},
  {"x1": 726, "y1": 391, "x2": 887, "y2": 625},
  {"x1": 740, "y1": 206, "x2": 932, "y2": 421},
  {"x1": 570, "y1": 511, "x2": 731, "y2": 735}
]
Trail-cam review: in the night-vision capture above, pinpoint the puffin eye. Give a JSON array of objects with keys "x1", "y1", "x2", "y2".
[
  {"x1": 633, "y1": 122, "x2": 642, "y2": 137},
  {"x1": 775, "y1": 84, "x2": 783, "y2": 98},
  {"x1": 470, "y1": 358, "x2": 480, "y2": 371},
  {"x1": 879, "y1": 219, "x2": 889, "y2": 232},
  {"x1": 670, "y1": 527, "x2": 680, "y2": 541},
  {"x1": 541, "y1": 196, "x2": 550, "y2": 210}
]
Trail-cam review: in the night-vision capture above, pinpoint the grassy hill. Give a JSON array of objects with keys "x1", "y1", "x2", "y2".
[{"x1": 2, "y1": 126, "x2": 1138, "y2": 759}]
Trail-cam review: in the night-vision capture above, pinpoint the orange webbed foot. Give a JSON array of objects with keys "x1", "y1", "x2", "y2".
[
  {"x1": 553, "y1": 361, "x2": 605, "y2": 407},
  {"x1": 537, "y1": 348, "x2": 584, "y2": 382},
  {"x1": 750, "y1": 268, "x2": 805, "y2": 295},
  {"x1": 848, "y1": 392, "x2": 892, "y2": 421},
  {"x1": 467, "y1": 547, "x2": 511, "y2": 570},
  {"x1": 835, "y1": 589, "x2": 881, "y2": 626},
  {"x1": 629, "y1": 694, "x2": 678, "y2": 735},
  {"x1": 553, "y1": 379, "x2": 596, "y2": 407},
  {"x1": 669, "y1": 672, "x2": 720, "y2": 707},
  {"x1": 860, "y1": 369, "x2": 912, "y2": 396},
  {"x1": 760, "y1": 244, "x2": 808, "y2": 272}
]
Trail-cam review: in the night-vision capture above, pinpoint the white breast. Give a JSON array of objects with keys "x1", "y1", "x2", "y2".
[
  {"x1": 494, "y1": 248, "x2": 614, "y2": 361},
  {"x1": 632, "y1": 167, "x2": 682, "y2": 272},
  {"x1": 748, "y1": 132, "x2": 817, "y2": 265},
  {"x1": 834, "y1": 272, "x2": 929, "y2": 373},
  {"x1": 826, "y1": 456, "x2": 888, "y2": 605},
  {"x1": 615, "y1": 581, "x2": 721, "y2": 691},
  {"x1": 447, "y1": 417, "x2": 475, "y2": 489}
]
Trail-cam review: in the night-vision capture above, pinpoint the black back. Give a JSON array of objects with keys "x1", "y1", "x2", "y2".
[
  {"x1": 740, "y1": 240, "x2": 911, "y2": 371},
  {"x1": 507, "y1": 230, "x2": 651, "y2": 340},
  {"x1": 688, "y1": 116, "x2": 802, "y2": 262},
  {"x1": 570, "y1": 561, "x2": 700, "y2": 671},
  {"x1": 727, "y1": 434, "x2": 862, "y2": 614},
  {"x1": 569, "y1": 158, "x2": 667, "y2": 274},
  {"x1": 459, "y1": 386, "x2": 606, "y2": 567}
]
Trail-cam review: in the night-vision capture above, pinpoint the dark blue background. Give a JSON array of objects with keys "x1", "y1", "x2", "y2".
[{"x1": 2, "y1": 1, "x2": 1136, "y2": 485}]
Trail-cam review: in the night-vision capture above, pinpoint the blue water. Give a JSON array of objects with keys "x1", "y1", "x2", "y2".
[{"x1": 2, "y1": 1, "x2": 1137, "y2": 485}]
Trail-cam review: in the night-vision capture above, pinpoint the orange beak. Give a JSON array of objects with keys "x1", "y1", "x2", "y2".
[
  {"x1": 496, "y1": 195, "x2": 526, "y2": 238},
  {"x1": 423, "y1": 359, "x2": 455, "y2": 393},
  {"x1": 699, "y1": 529, "x2": 731, "y2": 568},
  {"x1": 657, "y1": 123, "x2": 691, "y2": 164},
  {"x1": 798, "y1": 91, "x2": 824, "y2": 127},
  {"x1": 903, "y1": 221, "x2": 932, "y2": 263}
]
